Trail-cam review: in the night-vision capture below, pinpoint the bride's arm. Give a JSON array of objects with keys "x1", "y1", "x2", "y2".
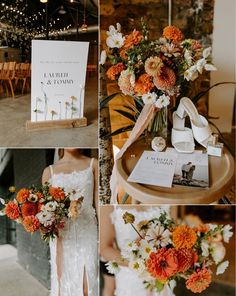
[
  {"x1": 100, "y1": 206, "x2": 128, "y2": 267},
  {"x1": 42, "y1": 166, "x2": 51, "y2": 185}
]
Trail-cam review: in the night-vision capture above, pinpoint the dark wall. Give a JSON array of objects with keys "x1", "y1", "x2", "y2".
[{"x1": 12, "y1": 149, "x2": 53, "y2": 289}]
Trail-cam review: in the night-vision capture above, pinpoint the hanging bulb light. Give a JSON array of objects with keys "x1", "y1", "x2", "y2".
[
  {"x1": 40, "y1": 0, "x2": 48, "y2": 3},
  {"x1": 81, "y1": 0, "x2": 88, "y2": 32},
  {"x1": 58, "y1": 6, "x2": 66, "y2": 15}
]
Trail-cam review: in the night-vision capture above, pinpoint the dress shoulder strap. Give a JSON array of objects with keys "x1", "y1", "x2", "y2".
[
  {"x1": 49, "y1": 165, "x2": 54, "y2": 177},
  {"x1": 90, "y1": 158, "x2": 94, "y2": 168}
]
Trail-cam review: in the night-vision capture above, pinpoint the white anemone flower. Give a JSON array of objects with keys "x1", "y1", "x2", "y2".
[
  {"x1": 106, "y1": 33, "x2": 125, "y2": 48},
  {"x1": 142, "y1": 92, "x2": 157, "y2": 105},
  {"x1": 211, "y1": 242, "x2": 226, "y2": 264},
  {"x1": 44, "y1": 201, "x2": 58, "y2": 212},
  {"x1": 146, "y1": 223, "x2": 171, "y2": 247},
  {"x1": 222, "y1": 224, "x2": 233, "y2": 243},
  {"x1": 155, "y1": 94, "x2": 170, "y2": 109},
  {"x1": 139, "y1": 240, "x2": 155, "y2": 259},
  {"x1": 216, "y1": 260, "x2": 229, "y2": 275},
  {"x1": 105, "y1": 261, "x2": 120, "y2": 275},
  {"x1": 99, "y1": 50, "x2": 107, "y2": 65}
]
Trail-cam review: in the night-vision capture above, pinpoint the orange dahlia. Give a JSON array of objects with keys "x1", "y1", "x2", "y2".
[
  {"x1": 106, "y1": 63, "x2": 126, "y2": 80},
  {"x1": 134, "y1": 74, "x2": 154, "y2": 95},
  {"x1": 186, "y1": 268, "x2": 212, "y2": 293},
  {"x1": 21, "y1": 202, "x2": 38, "y2": 217},
  {"x1": 49, "y1": 187, "x2": 65, "y2": 201},
  {"x1": 5, "y1": 201, "x2": 20, "y2": 220},
  {"x1": 16, "y1": 188, "x2": 30, "y2": 203},
  {"x1": 123, "y1": 30, "x2": 144, "y2": 50},
  {"x1": 145, "y1": 56, "x2": 164, "y2": 77},
  {"x1": 172, "y1": 225, "x2": 197, "y2": 249},
  {"x1": 163, "y1": 25, "x2": 183, "y2": 42},
  {"x1": 153, "y1": 66, "x2": 176, "y2": 91},
  {"x1": 146, "y1": 248, "x2": 178, "y2": 281},
  {"x1": 22, "y1": 215, "x2": 40, "y2": 233},
  {"x1": 177, "y1": 248, "x2": 197, "y2": 273}
]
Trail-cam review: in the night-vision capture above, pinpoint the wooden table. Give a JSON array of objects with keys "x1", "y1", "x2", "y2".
[{"x1": 116, "y1": 139, "x2": 235, "y2": 204}]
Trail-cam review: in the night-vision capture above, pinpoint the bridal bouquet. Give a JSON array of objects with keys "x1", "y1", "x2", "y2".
[
  {"x1": 0, "y1": 184, "x2": 83, "y2": 242},
  {"x1": 101, "y1": 21, "x2": 216, "y2": 137},
  {"x1": 106, "y1": 212, "x2": 233, "y2": 294}
]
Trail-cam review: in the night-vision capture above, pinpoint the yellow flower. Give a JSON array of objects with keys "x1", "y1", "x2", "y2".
[
  {"x1": 122, "y1": 212, "x2": 135, "y2": 224},
  {"x1": 9, "y1": 186, "x2": 16, "y2": 193}
]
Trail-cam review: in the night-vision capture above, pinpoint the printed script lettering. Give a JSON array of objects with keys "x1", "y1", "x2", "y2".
[
  {"x1": 146, "y1": 156, "x2": 174, "y2": 166},
  {"x1": 43, "y1": 72, "x2": 74, "y2": 85}
]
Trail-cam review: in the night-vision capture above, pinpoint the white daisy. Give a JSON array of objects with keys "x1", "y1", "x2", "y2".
[
  {"x1": 44, "y1": 201, "x2": 58, "y2": 212},
  {"x1": 128, "y1": 258, "x2": 146, "y2": 276},
  {"x1": 105, "y1": 261, "x2": 120, "y2": 275},
  {"x1": 139, "y1": 240, "x2": 155, "y2": 259},
  {"x1": 146, "y1": 223, "x2": 171, "y2": 247}
]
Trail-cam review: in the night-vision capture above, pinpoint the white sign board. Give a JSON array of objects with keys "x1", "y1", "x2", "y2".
[{"x1": 31, "y1": 40, "x2": 89, "y2": 122}]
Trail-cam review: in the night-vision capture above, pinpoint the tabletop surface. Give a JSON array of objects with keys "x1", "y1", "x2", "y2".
[{"x1": 116, "y1": 138, "x2": 235, "y2": 204}]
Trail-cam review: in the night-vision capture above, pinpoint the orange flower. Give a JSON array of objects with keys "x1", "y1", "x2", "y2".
[
  {"x1": 186, "y1": 268, "x2": 212, "y2": 293},
  {"x1": 145, "y1": 56, "x2": 164, "y2": 77},
  {"x1": 177, "y1": 248, "x2": 197, "y2": 273},
  {"x1": 21, "y1": 202, "x2": 38, "y2": 217},
  {"x1": 146, "y1": 248, "x2": 178, "y2": 281},
  {"x1": 22, "y1": 215, "x2": 40, "y2": 233},
  {"x1": 153, "y1": 66, "x2": 176, "y2": 91},
  {"x1": 49, "y1": 187, "x2": 65, "y2": 201},
  {"x1": 16, "y1": 188, "x2": 30, "y2": 203},
  {"x1": 134, "y1": 74, "x2": 154, "y2": 95},
  {"x1": 106, "y1": 63, "x2": 126, "y2": 80},
  {"x1": 123, "y1": 30, "x2": 144, "y2": 50},
  {"x1": 172, "y1": 225, "x2": 197, "y2": 249},
  {"x1": 120, "y1": 49, "x2": 127, "y2": 60},
  {"x1": 163, "y1": 25, "x2": 183, "y2": 42},
  {"x1": 5, "y1": 201, "x2": 20, "y2": 220},
  {"x1": 193, "y1": 224, "x2": 209, "y2": 233},
  {"x1": 36, "y1": 192, "x2": 44, "y2": 200}
]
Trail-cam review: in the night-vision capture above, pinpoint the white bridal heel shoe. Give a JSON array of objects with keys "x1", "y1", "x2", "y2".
[
  {"x1": 171, "y1": 111, "x2": 195, "y2": 153},
  {"x1": 175, "y1": 97, "x2": 213, "y2": 148}
]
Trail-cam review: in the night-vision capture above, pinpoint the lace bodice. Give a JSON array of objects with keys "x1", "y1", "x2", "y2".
[
  {"x1": 49, "y1": 160, "x2": 98, "y2": 296},
  {"x1": 111, "y1": 207, "x2": 175, "y2": 296}
]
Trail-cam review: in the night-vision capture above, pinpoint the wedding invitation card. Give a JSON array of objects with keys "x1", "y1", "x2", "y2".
[
  {"x1": 31, "y1": 40, "x2": 89, "y2": 122},
  {"x1": 128, "y1": 151, "x2": 177, "y2": 187}
]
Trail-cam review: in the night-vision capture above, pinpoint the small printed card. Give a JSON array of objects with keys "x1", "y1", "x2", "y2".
[
  {"x1": 127, "y1": 151, "x2": 177, "y2": 188},
  {"x1": 166, "y1": 148, "x2": 209, "y2": 188}
]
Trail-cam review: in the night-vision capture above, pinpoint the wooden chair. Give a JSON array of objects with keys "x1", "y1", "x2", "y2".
[
  {"x1": 14, "y1": 63, "x2": 30, "y2": 94},
  {"x1": 0, "y1": 62, "x2": 16, "y2": 98}
]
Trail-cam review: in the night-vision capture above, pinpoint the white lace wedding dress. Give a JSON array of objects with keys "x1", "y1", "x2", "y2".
[
  {"x1": 111, "y1": 207, "x2": 176, "y2": 296},
  {"x1": 49, "y1": 159, "x2": 98, "y2": 296}
]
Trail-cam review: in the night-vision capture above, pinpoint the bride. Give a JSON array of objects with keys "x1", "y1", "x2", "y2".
[
  {"x1": 100, "y1": 205, "x2": 176, "y2": 296},
  {"x1": 42, "y1": 148, "x2": 98, "y2": 296}
]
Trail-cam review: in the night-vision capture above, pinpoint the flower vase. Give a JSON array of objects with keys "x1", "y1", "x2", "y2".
[{"x1": 145, "y1": 106, "x2": 168, "y2": 146}]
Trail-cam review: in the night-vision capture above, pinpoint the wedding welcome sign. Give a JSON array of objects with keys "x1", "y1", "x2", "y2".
[
  {"x1": 30, "y1": 40, "x2": 89, "y2": 126},
  {"x1": 128, "y1": 151, "x2": 177, "y2": 188}
]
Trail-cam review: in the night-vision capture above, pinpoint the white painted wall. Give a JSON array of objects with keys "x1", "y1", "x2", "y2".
[{"x1": 209, "y1": 0, "x2": 235, "y2": 132}]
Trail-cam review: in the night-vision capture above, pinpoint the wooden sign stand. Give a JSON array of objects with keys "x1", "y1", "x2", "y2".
[{"x1": 26, "y1": 117, "x2": 87, "y2": 131}]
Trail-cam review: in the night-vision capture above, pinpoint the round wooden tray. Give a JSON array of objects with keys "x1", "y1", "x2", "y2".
[{"x1": 116, "y1": 139, "x2": 235, "y2": 204}]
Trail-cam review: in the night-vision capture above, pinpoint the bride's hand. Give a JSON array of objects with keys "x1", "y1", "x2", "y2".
[{"x1": 68, "y1": 200, "x2": 81, "y2": 220}]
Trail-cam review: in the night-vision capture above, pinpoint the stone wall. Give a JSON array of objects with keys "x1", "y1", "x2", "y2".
[{"x1": 13, "y1": 149, "x2": 54, "y2": 289}]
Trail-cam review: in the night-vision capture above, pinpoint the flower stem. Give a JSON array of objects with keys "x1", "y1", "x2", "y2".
[{"x1": 131, "y1": 223, "x2": 143, "y2": 239}]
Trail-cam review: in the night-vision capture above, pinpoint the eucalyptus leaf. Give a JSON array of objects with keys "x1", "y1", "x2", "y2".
[
  {"x1": 102, "y1": 125, "x2": 134, "y2": 140},
  {"x1": 114, "y1": 109, "x2": 136, "y2": 122},
  {"x1": 100, "y1": 92, "x2": 121, "y2": 109}
]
